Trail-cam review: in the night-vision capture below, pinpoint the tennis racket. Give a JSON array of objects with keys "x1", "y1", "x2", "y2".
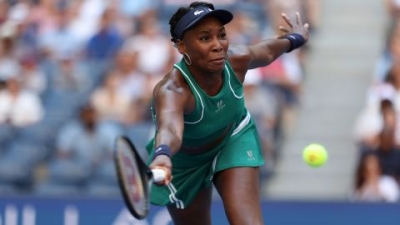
[{"x1": 114, "y1": 136, "x2": 166, "y2": 219}]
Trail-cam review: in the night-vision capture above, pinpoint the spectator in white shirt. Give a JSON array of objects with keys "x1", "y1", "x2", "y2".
[{"x1": 0, "y1": 76, "x2": 43, "y2": 127}]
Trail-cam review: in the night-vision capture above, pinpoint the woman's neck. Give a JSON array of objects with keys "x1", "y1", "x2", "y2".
[{"x1": 187, "y1": 65, "x2": 223, "y2": 96}]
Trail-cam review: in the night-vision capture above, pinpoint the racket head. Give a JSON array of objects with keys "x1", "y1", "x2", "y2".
[{"x1": 114, "y1": 136, "x2": 152, "y2": 219}]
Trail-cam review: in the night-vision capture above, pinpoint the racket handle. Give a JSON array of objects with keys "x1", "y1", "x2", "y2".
[{"x1": 151, "y1": 169, "x2": 166, "y2": 182}]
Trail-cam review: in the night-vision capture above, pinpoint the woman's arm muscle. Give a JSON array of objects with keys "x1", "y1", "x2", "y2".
[{"x1": 153, "y1": 74, "x2": 189, "y2": 155}]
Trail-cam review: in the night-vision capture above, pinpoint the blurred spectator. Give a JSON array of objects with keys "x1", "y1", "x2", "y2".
[
  {"x1": 260, "y1": 53, "x2": 303, "y2": 132},
  {"x1": 383, "y1": 62, "x2": 400, "y2": 114},
  {"x1": 266, "y1": 0, "x2": 321, "y2": 34},
  {"x1": 51, "y1": 53, "x2": 91, "y2": 94},
  {"x1": 18, "y1": 54, "x2": 47, "y2": 95},
  {"x1": 301, "y1": 0, "x2": 321, "y2": 33},
  {"x1": 111, "y1": 49, "x2": 152, "y2": 123},
  {"x1": 6, "y1": 2, "x2": 39, "y2": 59},
  {"x1": 352, "y1": 152, "x2": 400, "y2": 202},
  {"x1": 383, "y1": 0, "x2": 400, "y2": 18},
  {"x1": 267, "y1": 0, "x2": 302, "y2": 32},
  {"x1": 7, "y1": 1, "x2": 30, "y2": 25},
  {"x1": 261, "y1": 54, "x2": 303, "y2": 107},
  {"x1": 28, "y1": 0, "x2": 60, "y2": 36},
  {"x1": 244, "y1": 68, "x2": 279, "y2": 174},
  {"x1": 118, "y1": 0, "x2": 157, "y2": 18},
  {"x1": 0, "y1": 56, "x2": 19, "y2": 84},
  {"x1": 85, "y1": 7, "x2": 123, "y2": 62},
  {"x1": 0, "y1": 1, "x2": 9, "y2": 25},
  {"x1": 37, "y1": 6, "x2": 82, "y2": 61},
  {"x1": 374, "y1": 104, "x2": 400, "y2": 183},
  {"x1": 373, "y1": 20, "x2": 400, "y2": 82},
  {"x1": 90, "y1": 70, "x2": 132, "y2": 124},
  {"x1": 354, "y1": 83, "x2": 396, "y2": 149},
  {"x1": 226, "y1": 11, "x2": 261, "y2": 45},
  {"x1": 0, "y1": 77, "x2": 44, "y2": 127},
  {"x1": 0, "y1": 21, "x2": 20, "y2": 81},
  {"x1": 123, "y1": 16, "x2": 176, "y2": 82},
  {"x1": 55, "y1": 104, "x2": 121, "y2": 167},
  {"x1": 355, "y1": 61, "x2": 400, "y2": 147},
  {"x1": 360, "y1": 99, "x2": 400, "y2": 184},
  {"x1": 68, "y1": 0, "x2": 109, "y2": 44},
  {"x1": 45, "y1": 104, "x2": 123, "y2": 187}
]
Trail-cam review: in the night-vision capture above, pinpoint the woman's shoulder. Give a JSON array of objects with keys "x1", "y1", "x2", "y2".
[
  {"x1": 227, "y1": 45, "x2": 252, "y2": 82},
  {"x1": 153, "y1": 68, "x2": 190, "y2": 97}
]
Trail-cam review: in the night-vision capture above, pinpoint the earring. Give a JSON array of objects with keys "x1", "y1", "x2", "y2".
[{"x1": 183, "y1": 53, "x2": 192, "y2": 65}]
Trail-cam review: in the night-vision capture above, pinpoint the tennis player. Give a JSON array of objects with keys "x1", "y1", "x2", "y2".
[{"x1": 146, "y1": 1, "x2": 309, "y2": 224}]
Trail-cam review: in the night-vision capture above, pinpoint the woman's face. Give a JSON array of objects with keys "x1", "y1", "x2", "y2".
[{"x1": 180, "y1": 17, "x2": 229, "y2": 73}]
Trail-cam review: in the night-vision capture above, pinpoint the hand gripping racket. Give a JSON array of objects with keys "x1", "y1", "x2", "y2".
[{"x1": 114, "y1": 136, "x2": 166, "y2": 219}]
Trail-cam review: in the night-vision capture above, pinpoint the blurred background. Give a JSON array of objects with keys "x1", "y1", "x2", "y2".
[{"x1": 0, "y1": 0, "x2": 399, "y2": 224}]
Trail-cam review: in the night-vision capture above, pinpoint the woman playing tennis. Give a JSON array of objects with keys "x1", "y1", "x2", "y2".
[{"x1": 147, "y1": 1, "x2": 309, "y2": 224}]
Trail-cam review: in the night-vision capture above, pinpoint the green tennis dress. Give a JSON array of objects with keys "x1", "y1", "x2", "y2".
[{"x1": 146, "y1": 59, "x2": 264, "y2": 209}]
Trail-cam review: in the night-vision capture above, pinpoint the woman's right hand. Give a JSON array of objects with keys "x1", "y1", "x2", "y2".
[{"x1": 149, "y1": 155, "x2": 172, "y2": 185}]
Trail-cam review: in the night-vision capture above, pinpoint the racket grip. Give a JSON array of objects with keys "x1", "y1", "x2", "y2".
[{"x1": 152, "y1": 169, "x2": 166, "y2": 182}]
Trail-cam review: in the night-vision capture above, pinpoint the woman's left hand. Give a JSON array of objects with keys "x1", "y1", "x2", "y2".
[{"x1": 277, "y1": 12, "x2": 310, "y2": 42}]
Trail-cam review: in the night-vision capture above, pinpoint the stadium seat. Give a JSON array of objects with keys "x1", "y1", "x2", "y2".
[
  {"x1": 16, "y1": 122, "x2": 58, "y2": 151},
  {"x1": 125, "y1": 122, "x2": 155, "y2": 162},
  {"x1": 5, "y1": 141, "x2": 48, "y2": 167},
  {"x1": 0, "y1": 155, "x2": 34, "y2": 187},
  {"x1": 46, "y1": 158, "x2": 93, "y2": 186},
  {"x1": 86, "y1": 154, "x2": 119, "y2": 197},
  {"x1": 0, "y1": 124, "x2": 16, "y2": 149},
  {"x1": 35, "y1": 181, "x2": 83, "y2": 196},
  {"x1": 91, "y1": 160, "x2": 117, "y2": 185},
  {"x1": 86, "y1": 182, "x2": 120, "y2": 197}
]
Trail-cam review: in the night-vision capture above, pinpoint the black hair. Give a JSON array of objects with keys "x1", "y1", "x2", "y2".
[
  {"x1": 354, "y1": 152, "x2": 378, "y2": 190},
  {"x1": 169, "y1": 1, "x2": 215, "y2": 43}
]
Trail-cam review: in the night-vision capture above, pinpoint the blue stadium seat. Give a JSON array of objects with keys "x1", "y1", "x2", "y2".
[
  {"x1": 46, "y1": 158, "x2": 93, "y2": 186},
  {"x1": 0, "y1": 124, "x2": 16, "y2": 149},
  {"x1": 125, "y1": 122, "x2": 155, "y2": 162},
  {"x1": 0, "y1": 182, "x2": 25, "y2": 195},
  {"x1": 85, "y1": 182, "x2": 120, "y2": 197},
  {"x1": 86, "y1": 156, "x2": 119, "y2": 196},
  {"x1": 0, "y1": 138, "x2": 47, "y2": 190},
  {"x1": 0, "y1": 156, "x2": 34, "y2": 187},
  {"x1": 35, "y1": 181, "x2": 83, "y2": 196},
  {"x1": 34, "y1": 158, "x2": 91, "y2": 194},
  {"x1": 16, "y1": 122, "x2": 58, "y2": 151},
  {"x1": 91, "y1": 160, "x2": 117, "y2": 185},
  {"x1": 5, "y1": 141, "x2": 48, "y2": 167}
]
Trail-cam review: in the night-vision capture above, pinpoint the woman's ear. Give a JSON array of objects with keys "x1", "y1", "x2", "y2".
[{"x1": 176, "y1": 40, "x2": 186, "y2": 55}]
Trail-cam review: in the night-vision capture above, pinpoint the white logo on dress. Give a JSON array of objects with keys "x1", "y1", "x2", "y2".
[
  {"x1": 194, "y1": 10, "x2": 204, "y2": 16},
  {"x1": 247, "y1": 150, "x2": 255, "y2": 160},
  {"x1": 215, "y1": 100, "x2": 225, "y2": 112}
]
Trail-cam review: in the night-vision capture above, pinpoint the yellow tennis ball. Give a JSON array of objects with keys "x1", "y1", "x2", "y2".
[{"x1": 303, "y1": 143, "x2": 328, "y2": 167}]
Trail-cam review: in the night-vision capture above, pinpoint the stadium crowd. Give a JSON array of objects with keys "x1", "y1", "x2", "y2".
[
  {"x1": 0, "y1": 0, "x2": 318, "y2": 197},
  {"x1": 352, "y1": 0, "x2": 400, "y2": 203}
]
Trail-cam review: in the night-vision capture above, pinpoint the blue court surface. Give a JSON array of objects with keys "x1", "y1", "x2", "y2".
[{"x1": 0, "y1": 196, "x2": 399, "y2": 225}]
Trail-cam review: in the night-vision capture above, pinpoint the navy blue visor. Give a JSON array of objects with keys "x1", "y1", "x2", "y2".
[{"x1": 173, "y1": 6, "x2": 233, "y2": 40}]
